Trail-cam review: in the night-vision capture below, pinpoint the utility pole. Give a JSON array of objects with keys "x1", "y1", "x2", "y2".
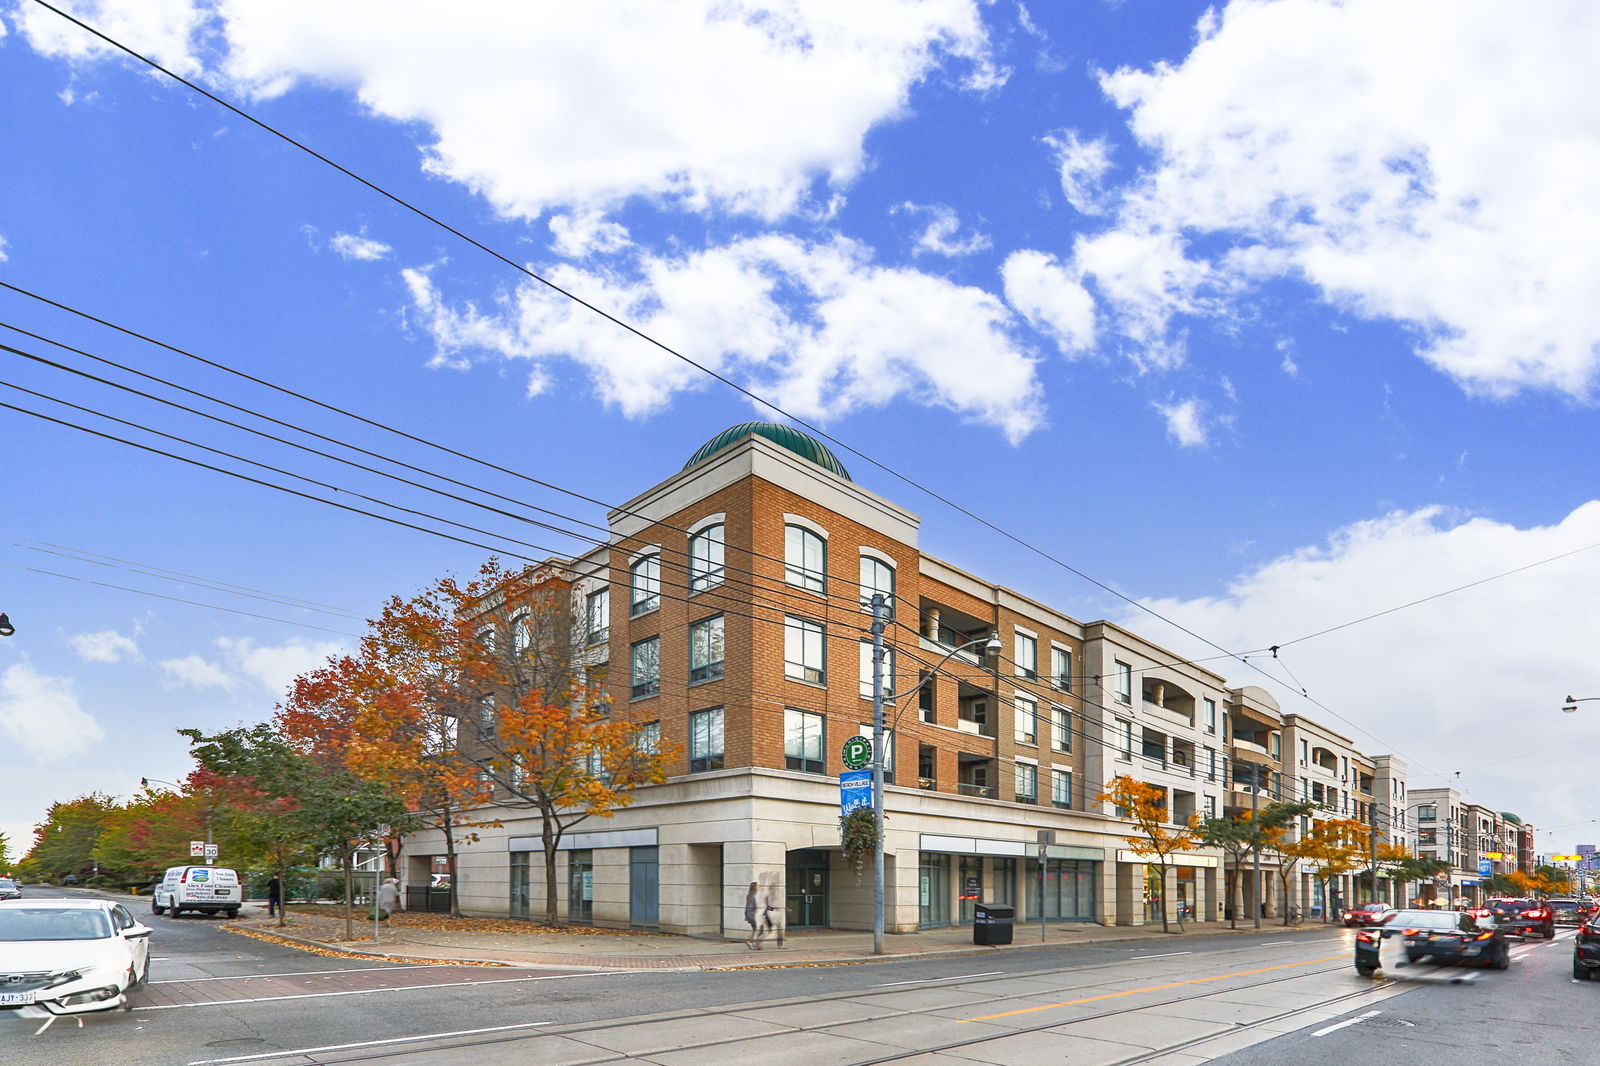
[
  {"x1": 1368, "y1": 802, "x2": 1379, "y2": 904},
  {"x1": 870, "y1": 593, "x2": 888, "y2": 957},
  {"x1": 1251, "y1": 764, "x2": 1263, "y2": 929}
]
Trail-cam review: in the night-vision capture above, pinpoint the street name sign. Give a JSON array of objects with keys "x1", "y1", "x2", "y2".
[{"x1": 839, "y1": 770, "x2": 872, "y2": 815}]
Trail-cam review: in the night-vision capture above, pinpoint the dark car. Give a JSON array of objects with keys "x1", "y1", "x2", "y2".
[
  {"x1": 0, "y1": 878, "x2": 20, "y2": 900},
  {"x1": 1342, "y1": 902, "x2": 1396, "y2": 927},
  {"x1": 1354, "y1": 908, "x2": 1509, "y2": 975},
  {"x1": 1487, "y1": 897, "x2": 1555, "y2": 939},
  {"x1": 1548, "y1": 898, "x2": 1587, "y2": 927},
  {"x1": 1576, "y1": 916, "x2": 1600, "y2": 981}
]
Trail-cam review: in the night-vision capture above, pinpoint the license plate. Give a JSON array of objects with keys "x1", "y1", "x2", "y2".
[
  {"x1": 0, "y1": 992, "x2": 37, "y2": 1005},
  {"x1": 215, "y1": 889, "x2": 231, "y2": 896}
]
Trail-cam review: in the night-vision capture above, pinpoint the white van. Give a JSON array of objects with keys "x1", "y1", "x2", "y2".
[{"x1": 152, "y1": 865, "x2": 242, "y2": 918}]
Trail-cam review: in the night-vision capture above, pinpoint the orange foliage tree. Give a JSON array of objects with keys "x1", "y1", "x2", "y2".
[
  {"x1": 451, "y1": 561, "x2": 675, "y2": 926},
  {"x1": 1098, "y1": 775, "x2": 1203, "y2": 933},
  {"x1": 1282, "y1": 817, "x2": 1370, "y2": 921}
]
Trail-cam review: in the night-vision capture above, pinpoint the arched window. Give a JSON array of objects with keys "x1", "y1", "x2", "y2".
[
  {"x1": 511, "y1": 613, "x2": 531, "y2": 653},
  {"x1": 630, "y1": 554, "x2": 660, "y2": 616},
  {"x1": 859, "y1": 555, "x2": 895, "y2": 616},
  {"x1": 689, "y1": 524, "x2": 725, "y2": 592},
  {"x1": 785, "y1": 525, "x2": 826, "y2": 593}
]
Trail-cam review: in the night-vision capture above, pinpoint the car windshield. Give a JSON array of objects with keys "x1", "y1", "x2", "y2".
[
  {"x1": 0, "y1": 907, "x2": 113, "y2": 941},
  {"x1": 1550, "y1": 900, "x2": 1578, "y2": 911},
  {"x1": 1490, "y1": 899, "x2": 1532, "y2": 912},
  {"x1": 1393, "y1": 910, "x2": 1464, "y2": 931},
  {"x1": 0, "y1": 880, "x2": 16, "y2": 889},
  {"x1": 1354, "y1": 904, "x2": 1387, "y2": 912}
]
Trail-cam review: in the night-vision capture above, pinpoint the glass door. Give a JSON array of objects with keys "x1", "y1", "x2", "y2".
[
  {"x1": 785, "y1": 849, "x2": 829, "y2": 927},
  {"x1": 630, "y1": 847, "x2": 659, "y2": 929},
  {"x1": 919, "y1": 853, "x2": 951, "y2": 927},
  {"x1": 510, "y1": 852, "x2": 531, "y2": 918},
  {"x1": 568, "y1": 850, "x2": 593, "y2": 923},
  {"x1": 958, "y1": 856, "x2": 982, "y2": 925}
]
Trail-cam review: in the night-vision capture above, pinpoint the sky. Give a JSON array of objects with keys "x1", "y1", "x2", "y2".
[{"x1": 4, "y1": 0, "x2": 1600, "y2": 863}]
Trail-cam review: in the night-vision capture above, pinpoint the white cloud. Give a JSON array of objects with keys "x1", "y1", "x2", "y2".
[
  {"x1": 1001, "y1": 249, "x2": 1096, "y2": 355},
  {"x1": 406, "y1": 234, "x2": 1046, "y2": 442},
  {"x1": 158, "y1": 654, "x2": 236, "y2": 690},
  {"x1": 0, "y1": 234, "x2": 8, "y2": 262},
  {"x1": 0, "y1": 662, "x2": 106, "y2": 761},
  {"x1": 1043, "y1": 130, "x2": 1113, "y2": 215},
  {"x1": 548, "y1": 210, "x2": 631, "y2": 259},
  {"x1": 15, "y1": 0, "x2": 206, "y2": 79},
  {"x1": 1153, "y1": 397, "x2": 1208, "y2": 447},
  {"x1": 35, "y1": 1, "x2": 988, "y2": 222},
  {"x1": 1129, "y1": 501, "x2": 1600, "y2": 828},
  {"x1": 1087, "y1": 0, "x2": 1600, "y2": 397},
  {"x1": 213, "y1": 636, "x2": 343, "y2": 697},
  {"x1": 895, "y1": 202, "x2": 991, "y2": 257},
  {"x1": 328, "y1": 231, "x2": 392, "y2": 261},
  {"x1": 1071, "y1": 228, "x2": 1218, "y2": 371},
  {"x1": 69, "y1": 628, "x2": 140, "y2": 664}
]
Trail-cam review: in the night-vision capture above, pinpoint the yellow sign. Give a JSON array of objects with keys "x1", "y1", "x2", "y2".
[
  {"x1": 1552, "y1": 854, "x2": 1583, "y2": 861},
  {"x1": 1483, "y1": 852, "x2": 1507, "y2": 859}
]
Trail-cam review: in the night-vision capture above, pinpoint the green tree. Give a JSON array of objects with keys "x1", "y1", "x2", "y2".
[
  {"x1": 23, "y1": 793, "x2": 118, "y2": 881},
  {"x1": 1201, "y1": 800, "x2": 1316, "y2": 928}
]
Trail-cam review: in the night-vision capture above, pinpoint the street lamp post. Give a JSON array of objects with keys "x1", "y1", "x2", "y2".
[
  {"x1": 1562, "y1": 695, "x2": 1600, "y2": 713},
  {"x1": 143, "y1": 776, "x2": 213, "y2": 862},
  {"x1": 870, "y1": 594, "x2": 999, "y2": 955}
]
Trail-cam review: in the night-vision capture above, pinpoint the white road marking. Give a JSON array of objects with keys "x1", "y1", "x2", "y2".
[
  {"x1": 185, "y1": 1021, "x2": 551, "y2": 1065},
  {"x1": 136, "y1": 970, "x2": 640, "y2": 1011},
  {"x1": 1129, "y1": 952, "x2": 1193, "y2": 960},
  {"x1": 1261, "y1": 941, "x2": 1295, "y2": 946},
  {"x1": 152, "y1": 962, "x2": 455, "y2": 985},
  {"x1": 1312, "y1": 1009, "x2": 1382, "y2": 1037},
  {"x1": 874, "y1": 971, "x2": 1004, "y2": 987}
]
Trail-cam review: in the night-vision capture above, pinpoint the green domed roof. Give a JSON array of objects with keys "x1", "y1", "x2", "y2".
[{"x1": 683, "y1": 422, "x2": 852, "y2": 480}]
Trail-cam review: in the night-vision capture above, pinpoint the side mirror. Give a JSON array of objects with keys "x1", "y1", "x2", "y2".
[{"x1": 125, "y1": 926, "x2": 153, "y2": 939}]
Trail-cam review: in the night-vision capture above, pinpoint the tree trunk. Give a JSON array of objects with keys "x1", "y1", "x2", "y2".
[
  {"x1": 441, "y1": 813, "x2": 460, "y2": 918},
  {"x1": 541, "y1": 806, "x2": 562, "y2": 927}
]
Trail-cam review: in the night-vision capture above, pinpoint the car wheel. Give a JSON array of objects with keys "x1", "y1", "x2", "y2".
[
  {"x1": 1356, "y1": 963, "x2": 1377, "y2": 977},
  {"x1": 1575, "y1": 957, "x2": 1588, "y2": 980},
  {"x1": 1495, "y1": 944, "x2": 1511, "y2": 970},
  {"x1": 226, "y1": 908, "x2": 240, "y2": 919},
  {"x1": 133, "y1": 957, "x2": 150, "y2": 991},
  {"x1": 170, "y1": 906, "x2": 184, "y2": 918},
  {"x1": 152, "y1": 898, "x2": 165, "y2": 916}
]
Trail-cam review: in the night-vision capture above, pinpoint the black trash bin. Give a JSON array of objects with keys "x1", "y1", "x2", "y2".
[{"x1": 973, "y1": 903, "x2": 1015, "y2": 945}]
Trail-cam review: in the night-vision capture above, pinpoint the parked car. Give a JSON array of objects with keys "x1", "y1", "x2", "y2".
[
  {"x1": 151, "y1": 865, "x2": 242, "y2": 919},
  {"x1": 0, "y1": 879, "x2": 21, "y2": 901},
  {"x1": 1354, "y1": 908, "x2": 1509, "y2": 975},
  {"x1": 1342, "y1": 902, "x2": 1397, "y2": 927},
  {"x1": 1548, "y1": 898, "x2": 1588, "y2": 926},
  {"x1": 1575, "y1": 915, "x2": 1600, "y2": 981},
  {"x1": 0, "y1": 899, "x2": 152, "y2": 1016},
  {"x1": 1486, "y1": 897, "x2": 1555, "y2": 939}
]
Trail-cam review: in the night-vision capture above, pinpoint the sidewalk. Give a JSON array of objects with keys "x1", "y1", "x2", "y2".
[{"x1": 226, "y1": 905, "x2": 1338, "y2": 972}]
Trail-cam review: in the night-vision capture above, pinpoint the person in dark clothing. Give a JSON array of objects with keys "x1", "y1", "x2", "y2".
[
  {"x1": 266, "y1": 875, "x2": 282, "y2": 917},
  {"x1": 745, "y1": 882, "x2": 764, "y2": 948}
]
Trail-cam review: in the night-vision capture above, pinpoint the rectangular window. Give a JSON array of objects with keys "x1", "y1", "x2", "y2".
[
  {"x1": 689, "y1": 615, "x2": 725, "y2": 683},
  {"x1": 858, "y1": 643, "x2": 896, "y2": 699},
  {"x1": 636, "y1": 721, "x2": 659, "y2": 755},
  {"x1": 784, "y1": 708, "x2": 824, "y2": 774},
  {"x1": 918, "y1": 670, "x2": 934, "y2": 723},
  {"x1": 859, "y1": 725, "x2": 894, "y2": 781},
  {"x1": 1014, "y1": 696, "x2": 1037, "y2": 744},
  {"x1": 859, "y1": 556, "x2": 894, "y2": 615},
  {"x1": 689, "y1": 708, "x2": 724, "y2": 772},
  {"x1": 1051, "y1": 646, "x2": 1072, "y2": 690},
  {"x1": 784, "y1": 616, "x2": 825, "y2": 684},
  {"x1": 1269, "y1": 732, "x2": 1280, "y2": 758},
  {"x1": 629, "y1": 555, "x2": 660, "y2": 616},
  {"x1": 1121, "y1": 719, "x2": 1133, "y2": 757},
  {"x1": 1051, "y1": 768, "x2": 1072, "y2": 809},
  {"x1": 1300, "y1": 738, "x2": 1308, "y2": 766},
  {"x1": 1204, "y1": 795, "x2": 1216, "y2": 817},
  {"x1": 1115, "y1": 660, "x2": 1132, "y2": 704},
  {"x1": 1015, "y1": 762, "x2": 1038, "y2": 804},
  {"x1": 1417, "y1": 804, "x2": 1436, "y2": 821},
  {"x1": 1015, "y1": 633, "x2": 1037, "y2": 679},
  {"x1": 1203, "y1": 698, "x2": 1216, "y2": 734},
  {"x1": 1052, "y1": 705, "x2": 1071, "y2": 753},
  {"x1": 629, "y1": 637, "x2": 659, "y2": 699},
  {"x1": 688, "y1": 525, "x2": 725, "y2": 592},
  {"x1": 1205, "y1": 747, "x2": 1216, "y2": 781}
]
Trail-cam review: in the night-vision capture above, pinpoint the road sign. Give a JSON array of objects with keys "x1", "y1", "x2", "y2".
[
  {"x1": 840, "y1": 769, "x2": 872, "y2": 815},
  {"x1": 190, "y1": 840, "x2": 205, "y2": 857},
  {"x1": 1553, "y1": 853, "x2": 1583, "y2": 861},
  {"x1": 204, "y1": 843, "x2": 218, "y2": 862},
  {"x1": 1477, "y1": 857, "x2": 1492, "y2": 875},
  {"x1": 841, "y1": 736, "x2": 872, "y2": 771}
]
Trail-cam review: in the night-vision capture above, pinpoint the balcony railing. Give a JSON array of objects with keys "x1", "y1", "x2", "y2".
[{"x1": 957, "y1": 782, "x2": 995, "y2": 798}]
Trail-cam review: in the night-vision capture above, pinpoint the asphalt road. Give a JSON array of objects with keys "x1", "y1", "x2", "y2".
[{"x1": 8, "y1": 888, "x2": 1587, "y2": 1065}]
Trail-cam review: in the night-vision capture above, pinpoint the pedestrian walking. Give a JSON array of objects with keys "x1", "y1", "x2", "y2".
[
  {"x1": 266, "y1": 874, "x2": 281, "y2": 917},
  {"x1": 764, "y1": 888, "x2": 784, "y2": 948},
  {"x1": 377, "y1": 877, "x2": 400, "y2": 919},
  {"x1": 745, "y1": 882, "x2": 765, "y2": 949}
]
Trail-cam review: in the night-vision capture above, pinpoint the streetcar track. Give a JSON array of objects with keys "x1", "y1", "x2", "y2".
[{"x1": 187, "y1": 938, "x2": 1362, "y2": 1066}]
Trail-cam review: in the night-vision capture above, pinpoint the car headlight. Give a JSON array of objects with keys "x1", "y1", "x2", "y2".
[{"x1": 56, "y1": 986, "x2": 124, "y2": 1007}]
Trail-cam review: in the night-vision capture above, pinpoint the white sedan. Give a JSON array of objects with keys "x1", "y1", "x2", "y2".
[{"x1": 0, "y1": 899, "x2": 152, "y2": 1016}]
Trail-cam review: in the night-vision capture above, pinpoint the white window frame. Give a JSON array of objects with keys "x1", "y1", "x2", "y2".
[
  {"x1": 586, "y1": 587, "x2": 610, "y2": 644},
  {"x1": 1014, "y1": 695, "x2": 1037, "y2": 745},
  {"x1": 1015, "y1": 761, "x2": 1038, "y2": 803}
]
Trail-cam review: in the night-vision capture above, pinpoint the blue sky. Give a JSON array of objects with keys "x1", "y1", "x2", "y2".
[{"x1": 4, "y1": 0, "x2": 1600, "y2": 859}]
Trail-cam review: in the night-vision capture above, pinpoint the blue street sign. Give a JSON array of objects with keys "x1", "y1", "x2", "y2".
[
  {"x1": 840, "y1": 770, "x2": 872, "y2": 815},
  {"x1": 1477, "y1": 857, "x2": 1492, "y2": 876}
]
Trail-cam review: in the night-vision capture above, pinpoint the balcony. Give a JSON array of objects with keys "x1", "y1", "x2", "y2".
[
  {"x1": 1231, "y1": 738, "x2": 1276, "y2": 766},
  {"x1": 1143, "y1": 699, "x2": 1193, "y2": 729},
  {"x1": 957, "y1": 782, "x2": 995, "y2": 799}
]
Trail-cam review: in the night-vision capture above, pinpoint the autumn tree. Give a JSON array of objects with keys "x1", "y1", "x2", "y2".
[
  {"x1": 280, "y1": 565, "x2": 506, "y2": 918},
  {"x1": 1201, "y1": 799, "x2": 1315, "y2": 928},
  {"x1": 1098, "y1": 775, "x2": 1203, "y2": 933},
  {"x1": 21, "y1": 793, "x2": 119, "y2": 882},
  {"x1": 446, "y1": 561, "x2": 675, "y2": 926},
  {"x1": 1282, "y1": 817, "x2": 1370, "y2": 921},
  {"x1": 94, "y1": 783, "x2": 210, "y2": 886}
]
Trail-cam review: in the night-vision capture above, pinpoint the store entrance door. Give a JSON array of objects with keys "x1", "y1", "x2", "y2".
[{"x1": 786, "y1": 849, "x2": 829, "y2": 928}]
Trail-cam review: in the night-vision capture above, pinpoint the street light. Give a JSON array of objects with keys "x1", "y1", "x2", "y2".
[
  {"x1": 1562, "y1": 695, "x2": 1600, "y2": 713},
  {"x1": 869, "y1": 593, "x2": 1000, "y2": 955},
  {"x1": 142, "y1": 776, "x2": 214, "y2": 861},
  {"x1": 0, "y1": 613, "x2": 14, "y2": 637}
]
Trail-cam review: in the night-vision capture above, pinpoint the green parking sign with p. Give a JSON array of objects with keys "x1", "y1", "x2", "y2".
[{"x1": 841, "y1": 735, "x2": 872, "y2": 770}]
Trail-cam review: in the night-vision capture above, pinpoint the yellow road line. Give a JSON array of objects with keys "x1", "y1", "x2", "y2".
[{"x1": 963, "y1": 953, "x2": 1351, "y2": 1022}]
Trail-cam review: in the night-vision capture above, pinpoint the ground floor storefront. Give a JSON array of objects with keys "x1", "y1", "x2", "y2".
[{"x1": 400, "y1": 768, "x2": 1228, "y2": 938}]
